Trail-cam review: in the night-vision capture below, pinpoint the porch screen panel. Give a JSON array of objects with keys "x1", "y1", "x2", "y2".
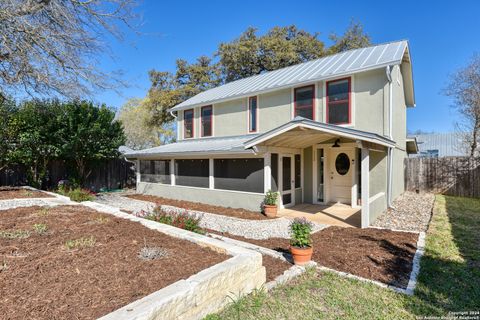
[
  {"x1": 175, "y1": 159, "x2": 209, "y2": 188},
  {"x1": 139, "y1": 160, "x2": 171, "y2": 184},
  {"x1": 271, "y1": 153, "x2": 278, "y2": 191},
  {"x1": 214, "y1": 158, "x2": 264, "y2": 193}
]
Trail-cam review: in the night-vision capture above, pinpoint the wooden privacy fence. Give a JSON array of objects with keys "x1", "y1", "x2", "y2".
[
  {"x1": 0, "y1": 158, "x2": 136, "y2": 191},
  {"x1": 405, "y1": 157, "x2": 480, "y2": 198}
]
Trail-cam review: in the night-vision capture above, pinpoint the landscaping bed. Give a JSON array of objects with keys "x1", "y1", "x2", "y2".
[
  {"x1": 127, "y1": 194, "x2": 269, "y2": 220},
  {"x1": 262, "y1": 254, "x2": 293, "y2": 282},
  {"x1": 0, "y1": 205, "x2": 228, "y2": 320},
  {"x1": 0, "y1": 187, "x2": 52, "y2": 200},
  {"x1": 210, "y1": 226, "x2": 418, "y2": 288}
]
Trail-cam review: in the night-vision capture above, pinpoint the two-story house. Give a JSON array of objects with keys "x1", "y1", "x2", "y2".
[{"x1": 126, "y1": 40, "x2": 418, "y2": 227}]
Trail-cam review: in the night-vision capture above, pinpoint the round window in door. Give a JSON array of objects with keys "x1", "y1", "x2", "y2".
[{"x1": 335, "y1": 153, "x2": 350, "y2": 175}]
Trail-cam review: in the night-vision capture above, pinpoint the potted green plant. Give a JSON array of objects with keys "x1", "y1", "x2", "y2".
[
  {"x1": 289, "y1": 218, "x2": 313, "y2": 265},
  {"x1": 263, "y1": 190, "x2": 278, "y2": 218}
]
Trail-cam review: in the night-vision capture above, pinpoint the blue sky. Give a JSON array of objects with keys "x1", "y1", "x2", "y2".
[{"x1": 96, "y1": 0, "x2": 480, "y2": 133}]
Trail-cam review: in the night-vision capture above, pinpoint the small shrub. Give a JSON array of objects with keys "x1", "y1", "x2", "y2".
[
  {"x1": 0, "y1": 229, "x2": 31, "y2": 239},
  {"x1": 138, "y1": 238, "x2": 168, "y2": 261},
  {"x1": 33, "y1": 223, "x2": 48, "y2": 235},
  {"x1": 65, "y1": 188, "x2": 96, "y2": 202},
  {"x1": 146, "y1": 206, "x2": 204, "y2": 234},
  {"x1": 65, "y1": 236, "x2": 96, "y2": 250},
  {"x1": 36, "y1": 208, "x2": 50, "y2": 216},
  {"x1": 289, "y1": 218, "x2": 313, "y2": 248},
  {"x1": 263, "y1": 190, "x2": 278, "y2": 206}
]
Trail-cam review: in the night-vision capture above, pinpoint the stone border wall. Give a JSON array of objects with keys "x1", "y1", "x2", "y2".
[{"x1": 82, "y1": 202, "x2": 266, "y2": 320}]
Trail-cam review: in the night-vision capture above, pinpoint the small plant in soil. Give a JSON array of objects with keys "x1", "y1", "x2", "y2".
[
  {"x1": 65, "y1": 236, "x2": 96, "y2": 250},
  {"x1": 0, "y1": 260, "x2": 7, "y2": 272},
  {"x1": 263, "y1": 190, "x2": 279, "y2": 218},
  {"x1": 138, "y1": 238, "x2": 168, "y2": 261},
  {"x1": 0, "y1": 229, "x2": 31, "y2": 239},
  {"x1": 93, "y1": 216, "x2": 110, "y2": 224},
  {"x1": 147, "y1": 206, "x2": 205, "y2": 234},
  {"x1": 36, "y1": 208, "x2": 50, "y2": 216},
  {"x1": 33, "y1": 223, "x2": 48, "y2": 235},
  {"x1": 57, "y1": 186, "x2": 96, "y2": 202}
]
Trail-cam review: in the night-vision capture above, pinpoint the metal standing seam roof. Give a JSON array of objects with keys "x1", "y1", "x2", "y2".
[
  {"x1": 171, "y1": 40, "x2": 410, "y2": 112},
  {"x1": 410, "y1": 133, "x2": 469, "y2": 157},
  {"x1": 126, "y1": 117, "x2": 395, "y2": 158}
]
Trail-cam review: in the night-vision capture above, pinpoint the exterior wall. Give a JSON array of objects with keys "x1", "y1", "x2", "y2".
[
  {"x1": 392, "y1": 149, "x2": 406, "y2": 199},
  {"x1": 257, "y1": 88, "x2": 292, "y2": 132},
  {"x1": 303, "y1": 147, "x2": 313, "y2": 203},
  {"x1": 137, "y1": 182, "x2": 265, "y2": 212},
  {"x1": 213, "y1": 99, "x2": 247, "y2": 137},
  {"x1": 368, "y1": 151, "x2": 388, "y2": 223},
  {"x1": 353, "y1": 69, "x2": 387, "y2": 135}
]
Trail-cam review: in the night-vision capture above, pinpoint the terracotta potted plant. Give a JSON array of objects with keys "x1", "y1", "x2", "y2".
[
  {"x1": 289, "y1": 218, "x2": 313, "y2": 266},
  {"x1": 263, "y1": 190, "x2": 278, "y2": 218}
]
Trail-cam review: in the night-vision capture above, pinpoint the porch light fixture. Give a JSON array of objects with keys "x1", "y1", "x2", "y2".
[{"x1": 332, "y1": 139, "x2": 341, "y2": 148}]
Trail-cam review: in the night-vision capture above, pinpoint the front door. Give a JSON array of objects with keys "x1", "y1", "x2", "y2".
[
  {"x1": 329, "y1": 148, "x2": 354, "y2": 204},
  {"x1": 279, "y1": 155, "x2": 295, "y2": 208}
]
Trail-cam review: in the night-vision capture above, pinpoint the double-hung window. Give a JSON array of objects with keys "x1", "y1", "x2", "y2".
[
  {"x1": 327, "y1": 78, "x2": 351, "y2": 125},
  {"x1": 248, "y1": 96, "x2": 258, "y2": 132},
  {"x1": 184, "y1": 109, "x2": 194, "y2": 138},
  {"x1": 201, "y1": 105, "x2": 212, "y2": 137},
  {"x1": 294, "y1": 85, "x2": 315, "y2": 120}
]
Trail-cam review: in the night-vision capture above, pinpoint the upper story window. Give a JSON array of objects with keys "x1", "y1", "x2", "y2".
[
  {"x1": 248, "y1": 96, "x2": 258, "y2": 132},
  {"x1": 294, "y1": 85, "x2": 315, "y2": 120},
  {"x1": 201, "y1": 105, "x2": 212, "y2": 137},
  {"x1": 327, "y1": 78, "x2": 351, "y2": 125},
  {"x1": 184, "y1": 109, "x2": 194, "y2": 139}
]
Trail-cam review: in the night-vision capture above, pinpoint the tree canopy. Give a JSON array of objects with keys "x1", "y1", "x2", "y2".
[
  {"x1": 0, "y1": 0, "x2": 137, "y2": 99},
  {"x1": 146, "y1": 21, "x2": 371, "y2": 127},
  {"x1": 0, "y1": 99, "x2": 125, "y2": 186}
]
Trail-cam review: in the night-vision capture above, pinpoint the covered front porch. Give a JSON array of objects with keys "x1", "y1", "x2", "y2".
[{"x1": 277, "y1": 203, "x2": 361, "y2": 228}]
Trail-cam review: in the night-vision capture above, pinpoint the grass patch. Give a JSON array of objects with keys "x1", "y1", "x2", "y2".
[
  {"x1": 0, "y1": 229, "x2": 31, "y2": 239},
  {"x1": 206, "y1": 195, "x2": 480, "y2": 319},
  {"x1": 57, "y1": 187, "x2": 95, "y2": 202},
  {"x1": 33, "y1": 223, "x2": 48, "y2": 235},
  {"x1": 65, "y1": 236, "x2": 96, "y2": 250}
]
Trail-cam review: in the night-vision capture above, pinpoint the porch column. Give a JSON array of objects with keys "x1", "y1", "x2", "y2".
[
  {"x1": 361, "y1": 148, "x2": 370, "y2": 228},
  {"x1": 209, "y1": 158, "x2": 214, "y2": 189},
  {"x1": 170, "y1": 159, "x2": 175, "y2": 186},
  {"x1": 264, "y1": 153, "x2": 271, "y2": 193}
]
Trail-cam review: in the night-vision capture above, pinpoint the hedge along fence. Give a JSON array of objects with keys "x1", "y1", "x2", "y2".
[
  {"x1": 0, "y1": 158, "x2": 136, "y2": 192},
  {"x1": 405, "y1": 156, "x2": 480, "y2": 198}
]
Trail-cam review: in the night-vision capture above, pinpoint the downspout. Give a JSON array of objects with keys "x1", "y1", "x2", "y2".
[{"x1": 386, "y1": 66, "x2": 394, "y2": 208}]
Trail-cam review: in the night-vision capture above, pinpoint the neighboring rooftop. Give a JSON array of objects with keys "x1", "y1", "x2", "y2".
[
  {"x1": 171, "y1": 40, "x2": 414, "y2": 112},
  {"x1": 409, "y1": 133, "x2": 469, "y2": 158}
]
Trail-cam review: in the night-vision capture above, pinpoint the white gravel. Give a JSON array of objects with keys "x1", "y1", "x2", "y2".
[
  {"x1": 0, "y1": 196, "x2": 76, "y2": 210},
  {"x1": 93, "y1": 194, "x2": 327, "y2": 239},
  {"x1": 372, "y1": 192, "x2": 435, "y2": 232}
]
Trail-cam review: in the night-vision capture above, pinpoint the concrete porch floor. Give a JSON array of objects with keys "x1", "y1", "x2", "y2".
[{"x1": 277, "y1": 203, "x2": 361, "y2": 228}]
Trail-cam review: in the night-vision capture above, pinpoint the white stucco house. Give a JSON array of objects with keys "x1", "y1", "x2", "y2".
[{"x1": 126, "y1": 40, "x2": 418, "y2": 228}]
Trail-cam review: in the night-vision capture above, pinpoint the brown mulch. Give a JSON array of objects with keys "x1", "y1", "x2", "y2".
[
  {"x1": 209, "y1": 227, "x2": 418, "y2": 288},
  {"x1": 0, "y1": 187, "x2": 52, "y2": 200},
  {"x1": 0, "y1": 205, "x2": 228, "y2": 320},
  {"x1": 262, "y1": 254, "x2": 293, "y2": 282},
  {"x1": 127, "y1": 194, "x2": 270, "y2": 220}
]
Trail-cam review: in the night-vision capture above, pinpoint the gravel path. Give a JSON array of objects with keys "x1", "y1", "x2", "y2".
[
  {"x1": 0, "y1": 197, "x2": 76, "y2": 210},
  {"x1": 372, "y1": 192, "x2": 435, "y2": 232},
  {"x1": 94, "y1": 194, "x2": 327, "y2": 239}
]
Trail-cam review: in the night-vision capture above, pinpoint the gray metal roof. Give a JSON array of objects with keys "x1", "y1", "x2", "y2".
[
  {"x1": 409, "y1": 133, "x2": 469, "y2": 157},
  {"x1": 125, "y1": 134, "x2": 259, "y2": 158},
  {"x1": 244, "y1": 117, "x2": 396, "y2": 149},
  {"x1": 171, "y1": 40, "x2": 410, "y2": 111},
  {"x1": 126, "y1": 117, "x2": 395, "y2": 158}
]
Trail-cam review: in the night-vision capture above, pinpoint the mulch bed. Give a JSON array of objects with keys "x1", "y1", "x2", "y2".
[
  {"x1": 210, "y1": 227, "x2": 418, "y2": 288},
  {"x1": 0, "y1": 187, "x2": 52, "y2": 200},
  {"x1": 127, "y1": 194, "x2": 270, "y2": 220},
  {"x1": 0, "y1": 205, "x2": 228, "y2": 320},
  {"x1": 262, "y1": 254, "x2": 293, "y2": 282}
]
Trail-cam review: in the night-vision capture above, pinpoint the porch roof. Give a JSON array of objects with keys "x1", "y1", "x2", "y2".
[{"x1": 244, "y1": 117, "x2": 396, "y2": 150}]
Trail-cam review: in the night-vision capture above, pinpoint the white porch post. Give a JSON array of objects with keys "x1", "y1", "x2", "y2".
[
  {"x1": 361, "y1": 148, "x2": 370, "y2": 228},
  {"x1": 136, "y1": 160, "x2": 141, "y2": 186},
  {"x1": 170, "y1": 159, "x2": 175, "y2": 186},
  {"x1": 264, "y1": 153, "x2": 271, "y2": 193},
  {"x1": 209, "y1": 158, "x2": 214, "y2": 189}
]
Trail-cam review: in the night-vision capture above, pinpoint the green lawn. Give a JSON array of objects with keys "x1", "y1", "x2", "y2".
[{"x1": 205, "y1": 195, "x2": 480, "y2": 320}]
